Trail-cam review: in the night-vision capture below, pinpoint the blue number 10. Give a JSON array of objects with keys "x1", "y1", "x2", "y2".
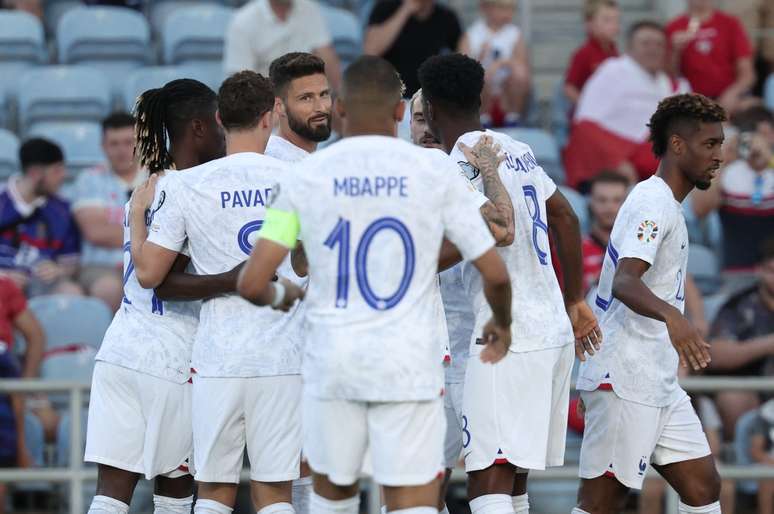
[{"x1": 324, "y1": 216, "x2": 415, "y2": 310}]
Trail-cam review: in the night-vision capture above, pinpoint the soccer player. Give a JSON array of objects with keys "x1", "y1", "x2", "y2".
[
  {"x1": 418, "y1": 53, "x2": 602, "y2": 514},
  {"x1": 235, "y1": 55, "x2": 513, "y2": 514},
  {"x1": 409, "y1": 88, "x2": 442, "y2": 149},
  {"x1": 129, "y1": 71, "x2": 301, "y2": 514},
  {"x1": 85, "y1": 78, "x2": 227, "y2": 514},
  {"x1": 573, "y1": 94, "x2": 725, "y2": 514}
]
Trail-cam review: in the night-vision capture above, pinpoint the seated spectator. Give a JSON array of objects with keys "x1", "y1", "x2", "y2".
[
  {"x1": 666, "y1": 0, "x2": 756, "y2": 115},
  {"x1": 581, "y1": 171, "x2": 629, "y2": 292},
  {"x1": 0, "y1": 276, "x2": 43, "y2": 379},
  {"x1": 563, "y1": 21, "x2": 690, "y2": 190},
  {"x1": 0, "y1": 139, "x2": 81, "y2": 297},
  {"x1": 707, "y1": 238, "x2": 774, "y2": 438},
  {"x1": 365, "y1": 0, "x2": 462, "y2": 97},
  {"x1": 0, "y1": 0, "x2": 41, "y2": 18},
  {"x1": 459, "y1": 0, "x2": 530, "y2": 126},
  {"x1": 564, "y1": 0, "x2": 620, "y2": 106},
  {"x1": 224, "y1": 0, "x2": 342, "y2": 91},
  {"x1": 69, "y1": 113, "x2": 144, "y2": 312},
  {"x1": 692, "y1": 106, "x2": 774, "y2": 271},
  {"x1": 752, "y1": 399, "x2": 774, "y2": 514}
]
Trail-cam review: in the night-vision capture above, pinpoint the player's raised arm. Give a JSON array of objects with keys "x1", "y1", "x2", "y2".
[
  {"x1": 612, "y1": 257, "x2": 710, "y2": 370},
  {"x1": 129, "y1": 175, "x2": 179, "y2": 289}
]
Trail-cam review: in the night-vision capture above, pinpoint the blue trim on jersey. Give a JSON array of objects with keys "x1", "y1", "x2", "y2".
[
  {"x1": 595, "y1": 295, "x2": 610, "y2": 311},
  {"x1": 607, "y1": 242, "x2": 619, "y2": 266}
]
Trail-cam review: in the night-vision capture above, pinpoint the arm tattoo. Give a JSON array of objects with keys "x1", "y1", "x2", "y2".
[{"x1": 475, "y1": 147, "x2": 514, "y2": 234}]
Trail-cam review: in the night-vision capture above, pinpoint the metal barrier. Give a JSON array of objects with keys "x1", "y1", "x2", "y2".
[{"x1": 2, "y1": 377, "x2": 774, "y2": 514}]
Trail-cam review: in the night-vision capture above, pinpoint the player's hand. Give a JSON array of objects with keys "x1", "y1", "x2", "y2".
[
  {"x1": 480, "y1": 317, "x2": 511, "y2": 364},
  {"x1": 665, "y1": 311, "x2": 711, "y2": 371},
  {"x1": 567, "y1": 300, "x2": 602, "y2": 361},
  {"x1": 271, "y1": 277, "x2": 305, "y2": 312},
  {"x1": 130, "y1": 174, "x2": 159, "y2": 216},
  {"x1": 458, "y1": 135, "x2": 504, "y2": 176}
]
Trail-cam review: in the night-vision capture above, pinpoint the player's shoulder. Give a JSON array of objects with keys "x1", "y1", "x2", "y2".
[{"x1": 624, "y1": 176, "x2": 677, "y2": 214}]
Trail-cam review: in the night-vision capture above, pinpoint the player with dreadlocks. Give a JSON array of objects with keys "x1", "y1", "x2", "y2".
[
  {"x1": 573, "y1": 93, "x2": 726, "y2": 514},
  {"x1": 84, "y1": 78, "x2": 231, "y2": 514}
]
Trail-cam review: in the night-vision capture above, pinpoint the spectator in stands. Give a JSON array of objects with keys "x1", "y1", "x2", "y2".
[
  {"x1": 0, "y1": 276, "x2": 43, "y2": 379},
  {"x1": 69, "y1": 113, "x2": 144, "y2": 312},
  {"x1": 563, "y1": 21, "x2": 690, "y2": 191},
  {"x1": 666, "y1": 0, "x2": 756, "y2": 115},
  {"x1": 707, "y1": 238, "x2": 774, "y2": 438},
  {"x1": 364, "y1": 0, "x2": 462, "y2": 97},
  {"x1": 459, "y1": 0, "x2": 530, "y2": 126},
  {"x1": 0, "y1": 0, "x2": 41, "y2": 19},
  {"x1": 581, "y1": 171, "x2": 629, "y2": 292},
  {"x1": 692, "y1": 106, "x2": 774, "y2": 271},
  {"x1": 752, "y1": 398, "x2": 774, "y2": 514},
  {"x1": 409, "y1": 88, "x2": 442, "y2": 149},
  {"x1": 564, "y1": 0, "x2": 620, "y2": 106},
  {"x1": 0, "y1": 139, "x2": 81, "y2": 297},
  {"x1": 224, "y1": 0, "x2": 342, "y2": 91}
]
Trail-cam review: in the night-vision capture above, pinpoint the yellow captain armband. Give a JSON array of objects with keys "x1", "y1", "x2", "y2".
[{"x1": 259, "y1": 208, "x2": 300, "y2": 249}]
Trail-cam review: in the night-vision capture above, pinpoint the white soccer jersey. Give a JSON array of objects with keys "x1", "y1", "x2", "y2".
[
  {"x1": 147, "y1": 153, "x2": 302, "y2": 378},
  {"x1": 452, "y1": 130, "x2": 573, "y2": 353},
  {"x1": 266, "y1": 134, "x2": 309, "y2": 163},
  {"x1": 269, "y1": 135, "x2": 495, "y2": 402},
  {"x1": 95, "y1": 171, "x2": 200, "y2": 384},
  {"x1": 440, "y1": 263, "x2": 474, "y2": 383},
  {"x1": 577, "y1": 176, "x2": 690, "y2": 407}
]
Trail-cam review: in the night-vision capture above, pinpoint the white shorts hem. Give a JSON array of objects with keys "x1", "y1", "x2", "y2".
[
  {"x1": 374, "y1": 469, "x2": 444, "y2": 487},
  {"x1": 84, "y1": 454, "x2": 144, "y2": 476},
  {"x1": 652, "y1": 449, "x2": 712, "y2": 467},
  {"x1": 249, "y1": 471, "x2": 302, "y2": 483},
  {"x1": 578, "y1": 469, "x2": 642, "y2": 490},
  {"x1": 194, "y1": 472, "x2": 241, "y2": 485},
  {"x1": 464, "y1": 455, "x2": 550, "y2": 473}
]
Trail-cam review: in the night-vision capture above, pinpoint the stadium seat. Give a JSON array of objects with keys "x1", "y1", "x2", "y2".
[
  {"x1": 42, "y1": 346, "x2": 97, "y2": 412},
  {"x1": 734, "y1": 409, "x2": 760, "y2": 494},
  {"x1": 17, "y1": 66, "x2": 112, "y2": 132},
  {"x1": 27, "y1": 121, "x2": 104, "y2": 176},
  {"x1": 122, "y1": 66, "x2": 186, "y2": 111},
  {"x1": 500, "y1": 127, "x2": 566, "y2": 185},
  {"x1": 687, "y1": 244, "x2": 722, "y2": 295},
  {"x1": 765, "y1": 74, "x2": 774, "y2": 112},
  {"x1": 0, "y1": 129, "x2": 20, "y2": 181},
  {"x1": 0, "y1": 11, "x2": 47, "y2": 68},
  {"x1": 57, "y1": 6, "x2": 151, "y2": 94},
  {"x1": 551, "y1": 79, "x2": 571, "y2": 150},
  {"x1": 179, "y1": 63, "x2": 225, "y2": 94},
  {"x1": 320, "y1": 5, "x2": 362, "y2": 68},
  {"x1": 24, "y1": 412, "x2": 45, "y2": 467},
  {"x1": 28, "y1": 295, "x2": 112, "y2": 352},
  {"x1": 558, "y1": 185, "x2": 590, "y2": 235},
  {"x1": 161, "y1": 4, "x2": 234, "y2": 66},
  {"x1": 150, "y1": 0, "x2": 222, "y2": 36},
  {"x1": 43, "y1": 0, "x2": 81, "y2": 35}
]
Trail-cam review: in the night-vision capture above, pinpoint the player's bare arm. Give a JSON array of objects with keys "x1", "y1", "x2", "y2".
[
  {"x1": 546, "y1": 189, "x2": 602, "y2": 360},
  {"x1": 128, "y1": 175, "x2": 179, "y2": 289},
  {"x1": 612, "y1": 257, "x2": 711, "y2": 371},
  {"x1": 471, "y1": 248, "x2": 512, "y2": 363},
  {"x1": 459, "y1": 136, "x2": 515, "y2": 246},
  {"x1": 237, "y1": 238, "x2": 304, "y2": 312},
  {"x1": 153, "y1": 255, "x2": 246, "y2": 301}
]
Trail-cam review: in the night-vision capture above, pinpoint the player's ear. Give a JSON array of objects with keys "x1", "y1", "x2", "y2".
[
  {"x1": 260, "y1": 109, "x2": 273, "y2": 130},
  {"x1": 669, "y1": 134, "x2": 683, "y2": 156},
  {"x1": 215, "y1": 109, "x2": 224, "y2": 130},
  {"x1": 394, "y1": 99, "x2": 406, "y2": 123},
  {"x1": 273, "y1": 96, "x2": 285, "y2": 118},
  {"x1": 335, "y1": 97, "x2": 346, "y2": 119}
]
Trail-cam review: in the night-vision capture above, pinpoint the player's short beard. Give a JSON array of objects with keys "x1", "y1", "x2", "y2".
[
  {"x1": 694, "y1": 180, "x2": 711, "y2": 191},
  {"x1": 287, "y1": 108, "x2": 331, "y2": 143}
]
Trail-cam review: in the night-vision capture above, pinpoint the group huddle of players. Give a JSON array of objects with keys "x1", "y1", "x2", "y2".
[{"x1": 82, "y1": 50, "x2": 729, "y2": 514}]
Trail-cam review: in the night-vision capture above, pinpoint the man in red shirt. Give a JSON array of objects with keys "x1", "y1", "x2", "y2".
[
  {"x1": 666, "y1": 0, "x2": 756, "y2": 115},
  {"x1": 564, "y1": 0, "x2": 620, "y2": 105}
]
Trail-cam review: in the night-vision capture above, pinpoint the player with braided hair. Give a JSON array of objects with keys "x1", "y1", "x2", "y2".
[
  {"x1": 573, "y1": 93, "x2": 727, "y2": 514},
  {"x1": 84, "y1": 78, "x2": 228, "y2": 514}
]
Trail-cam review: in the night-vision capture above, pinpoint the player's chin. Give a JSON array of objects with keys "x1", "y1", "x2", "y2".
[{"x1": 694, "y1": 179, "x2": 712, "y2": 191}]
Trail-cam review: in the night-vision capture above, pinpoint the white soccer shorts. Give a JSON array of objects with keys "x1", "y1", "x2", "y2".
[
  {"x1": 579, "y1": 389, "x2": 711, "y2": 490},
  {"x1": 85, "y1": 361, "x2": 193, "y2": 480},
  {"x1": 303, "y1": 394, "x2": 445, "y2": 487},
  {"x1": 462, "y1": 342, "x2": 574, "y2": 472},
  {"x1": 192, "y1": 374, "x2": 302, "y2": 484},
  {"x1": 444, "y1": 381, "x2": 465, "y2": 469}
]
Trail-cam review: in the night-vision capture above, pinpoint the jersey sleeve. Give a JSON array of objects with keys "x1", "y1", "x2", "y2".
[
  {"x1": 147, "y1": 177, "x2": 187, "y2": 253},
  {"x1": 258, "y1": 173, "x2": 301, "y2": 249},
  {"x1": 614, "y1": 194, "x2": 671, "y2": 266},
  {"x1": 441, "y1": 171, "x2": 495, "y2": 262},
  {"x1": 429, "y1": 148, "x2": 488, "y2": 209}
]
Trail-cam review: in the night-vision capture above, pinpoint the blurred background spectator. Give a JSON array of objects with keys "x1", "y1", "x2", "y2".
[
  {"x1": 563, "y1": 21, "x2": 689, "y2": 191},
  {"x1": 0, "y1": 139, "x2": 81, "y2": 298},
  {"x1": 751, "y1": 398, "x2": 774, "y2": 514},
  {"x1": 0, "y1": 0, "x2": 41, "y2": 19},
  {"x1": 564, "y1": 0, "x2": 620, "y2": 107},
  {"x1": 364, "y1": 0, "x2": 462, "y2": 97},
  {"x1": 459, "y1": 0, "x2": 530, "y2": 126},
  {"x1": 68, "y1": 113, "x2": 144, "y2": 313},
  {"x1": 666, "y1": 0, "x2": 756, "y2": 116}
]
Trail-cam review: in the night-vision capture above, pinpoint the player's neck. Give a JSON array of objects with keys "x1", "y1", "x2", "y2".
[
  {"x1": 169, "y1": 142, "x2": 199, "y2": 171},
  {"x1": 656, "y1": 161, "x2": 693, "y2": 203},
  {"x1": 343, "y1": 120, "x2": 396, "y2": 138},
  {"x1": 278, "y1": 126, "x2": 316, "y2": 154},
  {"x1": 441, "y1": 118, "x2": 483, "y2": 154},
  {"x1": 226, "y1": 129, "x2": 270, "y2": 155}
]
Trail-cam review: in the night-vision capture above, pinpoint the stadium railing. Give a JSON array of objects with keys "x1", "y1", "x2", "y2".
[{"x1": 3, "y1": 378, "x2": 774, "y2": 514}]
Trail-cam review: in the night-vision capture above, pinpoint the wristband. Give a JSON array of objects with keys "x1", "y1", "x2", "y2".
[{"x1": 271, "y1": 281, "x2": 286, "y2": 307}]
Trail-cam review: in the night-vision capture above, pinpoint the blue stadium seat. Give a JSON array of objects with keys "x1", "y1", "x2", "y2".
[
  {"x1": 551, "y1": 79, "x2": 571, "y2": 150},
  {"x1": 0, "y1": 11, "x2": 47, "y2": 68},
  {"x1": 28, "y1": 295, "x2": 112, "y2": 352},
  {"x1": 24, "y1": 411, "x2": 45, "y2": 467},
  {"x1": 0, "y1": 129, "x2": 19, "y2": 181},
  {"x1": 687, "y1": 244, "x2": 722, "y2": 295},
  {"x1": 44, "y1": 1, "x2": 81, "y2": 35},
  {"x1": 150, "y1": 0, "x2": 222, "y2": 36},
  {"x1": 765, "y1": 74, "x2": 774, "y2": 112},
  {"x1": 161, "y1": 4, "x2": 234, "y2": 66},
  {"x1": 734, "y1": 409, "x2": 760, "y2": 494},
  {"x1": 55, "y1": 408, "x2": 89, "y2": 467},
  {"x1": 558, "y1": 185, "x2": 589, "y2": 235},
  {"x1": 17, "y1": 66, "x2": 112, "y2": 132},
  {"x1": 27, "y1": 121, "x2": 104, "y2": 176},
  {"x1": 122, "y1": 66, "x2": 186, "y2": 112},
  {"x1": 57, "y1": 6, "x2": 151, "y2": 94},
  {"x1": 320, "y1": 5, "x2": 362, "y2": 68},
  {"x1": 500, "y1": 127, "x2": 565, "y2": 184}
]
